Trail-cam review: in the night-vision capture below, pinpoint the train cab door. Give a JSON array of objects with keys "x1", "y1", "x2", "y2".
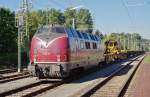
[
  {"x1": 66, "y1": 28, "x2": 79, "y2": 69},
  {"x1": 75, "y1": 39, "x2": 79, "y2": 59}
]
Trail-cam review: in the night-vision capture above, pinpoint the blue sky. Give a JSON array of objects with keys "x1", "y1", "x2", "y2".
[{"x1": 0, "y1": 0, "x2": 150, "y2": 39}]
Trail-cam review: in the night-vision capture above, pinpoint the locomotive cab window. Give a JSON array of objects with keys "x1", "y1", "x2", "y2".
[
  {"x1": 109, "y1": 42, "x2": 114, "y2": 47},
  {"x1": 36, "y1": 26, "x2": 66, "y2": 34},
  {"x1": 51, "y1": 27, "x2": 65, "y2": 33}
]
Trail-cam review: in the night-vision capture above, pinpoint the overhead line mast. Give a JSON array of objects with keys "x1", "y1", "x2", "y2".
[
  {"x1": 23, "y1": 0, "x2": 29, "y2": 42},
  {"x1": 17, "y1": 0, "x2": 30, "y2": 72}
]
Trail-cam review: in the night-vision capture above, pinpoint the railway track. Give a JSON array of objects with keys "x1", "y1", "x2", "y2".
[
  {"x1": 31, "y1": 56, "x2": 142, "y2": 97},
  {"x1": 0, "y1": 72, "x2": 30, "y2": 83},
  {"x1": 0, "y1": 68, "x2": 17, "y2": 74},
  {"x1": 0, "y1": 80, "x2": 61, "y2": 97},
  {"x1": 0, "y1": 55, "x2": 144, "y2": 97},
  {"x1": 77, "y1": 55, "x2": 145, "y2": 97},
  {"x1": 0, "y1": 66, "x2": 27, "y2": 74},
  {"x1": 0, "y1": 70, "x2": 90, "y2": 97}
]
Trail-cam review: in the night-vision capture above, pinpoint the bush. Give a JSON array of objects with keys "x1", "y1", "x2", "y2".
[
  {"x1": 0, "y1": 52, "x2": 29, "y2": 70},
  {"x1": 0, "y1": 53, "x2": 18, "y2": 69}
]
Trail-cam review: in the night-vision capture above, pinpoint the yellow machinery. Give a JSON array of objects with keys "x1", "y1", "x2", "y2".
[
  {"x1": 104, "y1": 40, "x2": 144, "y2": 64},
  {"x1": 104, "y1": 40, "x2": 127, "y2": 63}
]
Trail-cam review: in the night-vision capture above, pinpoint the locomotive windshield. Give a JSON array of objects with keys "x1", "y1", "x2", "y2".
[{"x1": 36, "y1": 26, "x2": 66, "y2": 35}]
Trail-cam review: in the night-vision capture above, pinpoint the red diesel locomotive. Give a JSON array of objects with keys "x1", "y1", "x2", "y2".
[{"x1": 28, "y1": 25, "x2": 105, "y2": 78}]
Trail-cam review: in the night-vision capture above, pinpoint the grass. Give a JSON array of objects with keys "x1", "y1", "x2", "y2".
[{"x1": 143, "y1": 55, "x2": 150, "y2": 64}]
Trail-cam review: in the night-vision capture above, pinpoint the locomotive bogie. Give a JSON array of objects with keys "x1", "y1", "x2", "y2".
[{"x1": 28, "y1": 62, "x2": 69, "y2": 78}]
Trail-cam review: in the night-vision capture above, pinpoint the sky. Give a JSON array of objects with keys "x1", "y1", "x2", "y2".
[{"x1": 0, "y1": 0, "x2": 150, "y2": 39}]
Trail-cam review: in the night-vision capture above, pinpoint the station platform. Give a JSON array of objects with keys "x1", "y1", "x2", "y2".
[{"x1": 124, "y1": 54, "x2": 150, "y2": 97}]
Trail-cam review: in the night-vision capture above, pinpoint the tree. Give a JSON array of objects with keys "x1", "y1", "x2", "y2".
[
  {"x1": 0, "y1": 8, "x2": 17, "y2": 52},
  {"x1": 76, "y1": 8, "x2": 93, "y2": 33},
  {"x1": 108, "y1": 33, "x2": 118, "y2": 41},
  {"x1": 48, "y1": 8, "x2": 65, "y2": 25},
  {"x1": 64, "y1": 8, "x2": 93, "y2": 33},
  {"x1": 95, "y1": 29, "x2": 103, "y2": 39},
  {"x1": 64, "y1": 8, "x2": 77, "y2": 28},
  {"x1": 29, "y1": 10, "x2": 44, "y2": 42},
  {"x1": 29, "y1": 9, "x2": 65, "y2": 42},
  {"x1": 103, "y1": 32, "x2": 146, "y2": 51}
]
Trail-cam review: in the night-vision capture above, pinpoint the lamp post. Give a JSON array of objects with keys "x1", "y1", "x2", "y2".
[
  {"x1": 68, "y1": 5, "x2": 84, "y2": 29},
  {"x1": 72, "y1": 18, "x2": 75, "y2": 29}
]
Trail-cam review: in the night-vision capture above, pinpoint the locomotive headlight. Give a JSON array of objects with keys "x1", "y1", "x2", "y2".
[
  {"x1": 56, "y1": 48, "x2": 61, "y2": 62},
  {"x1": 57, "y1": 55, "x2": 61, "y2": 62}
]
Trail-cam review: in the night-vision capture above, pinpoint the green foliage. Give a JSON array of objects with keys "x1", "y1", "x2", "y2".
[
  {"x1": 29, "y1": 9, "x2": 65, "y2": 41},
  {"x1": 0, "y1": 52, "x2": 28, "y2": 69},
  {"x1": 142, "y1": 39, "x2": 150, "y2": 51},
  {"x1": 48, "y1": 8, "x2": 65, "y2": 25},
  {"x1": 143, "y1": 55, "x2": 150, "y2": 64},
  {"x1": 28, "y1": 7, "x2": 94, "y2": 41},
  {"x1": 54, "y1": 7, "x2": 93, "y2": 33},
  {"x1": 108, "y1": 33, "x2": 118, "y2": 41},
  {"x1": 0, "y1": 53, "x2": 18, "y2": 69},
  {"x1": 95, "y1": 29, "x2": 103, "y2": 39},
  {"x1": 104, "y1": 32, "x2": 143, "y2": 51},
  {"x1": 76, "y1": 8, "x2": 93, "y2": 33},
  {"x1": 29, "y1": 10, "x2": 44, "y2": 41},
  {"x1": 0, "y1": 8, "x2": 17, "y2": 52},
  {"x1": 64, "y1": 8, "x2": 77, "y2": 28}
]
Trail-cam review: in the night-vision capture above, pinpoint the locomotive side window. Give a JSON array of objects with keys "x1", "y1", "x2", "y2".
[
  {"x1": 80, "y1": 40, "x2": 84, "y2": 49},
  {"x1": 93, "y1": 43, "x2": 97, "y2": 49},
  {"x1": 85, "y1": 42, "x2": 91, "y2": 49}
]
